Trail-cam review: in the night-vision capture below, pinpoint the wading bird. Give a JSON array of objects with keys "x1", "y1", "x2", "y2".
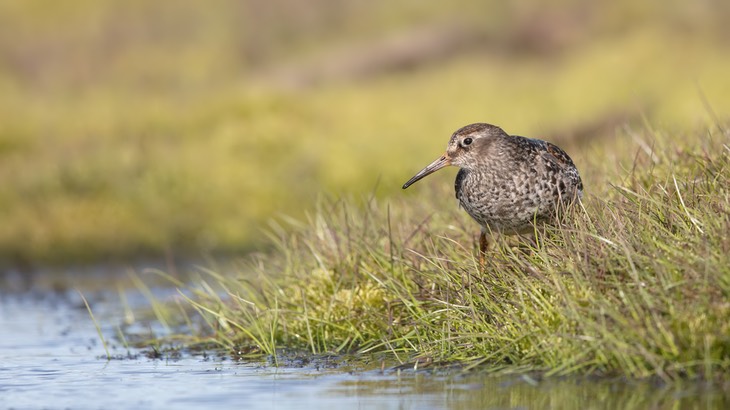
[{"x1": 402, "y1": 123, "x2": 583, "y2": 263}]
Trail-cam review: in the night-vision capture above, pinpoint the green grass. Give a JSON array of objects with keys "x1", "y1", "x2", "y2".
[{"x1": 169, "y1": 125, "x2": 730, "y2": 380}]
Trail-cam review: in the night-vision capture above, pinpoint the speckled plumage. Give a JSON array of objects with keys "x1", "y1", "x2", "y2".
[{"x1": 403, "y1": 123, "x2": 583, "y2": 252}]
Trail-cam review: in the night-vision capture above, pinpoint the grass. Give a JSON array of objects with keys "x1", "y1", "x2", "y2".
[
  {"x1": 163, "y1": 124, "x2": 730, "y2": 380},
  {"x1": 77, "y1": 289, "x2": 111, "y2": 359}
]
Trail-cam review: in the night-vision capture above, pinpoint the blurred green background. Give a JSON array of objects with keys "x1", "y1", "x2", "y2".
[{"x1": 1, "y1": 0, "x2": 729, "y2": 267}]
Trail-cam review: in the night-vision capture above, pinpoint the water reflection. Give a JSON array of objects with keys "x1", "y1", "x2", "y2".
[{"x1": 328, "y1": 371, "x2": 728, "y2": 410}]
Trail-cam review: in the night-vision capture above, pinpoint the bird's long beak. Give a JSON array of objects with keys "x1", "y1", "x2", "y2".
[{"x1": 402, "y1": 154, "x2": 451, "y2": 189}]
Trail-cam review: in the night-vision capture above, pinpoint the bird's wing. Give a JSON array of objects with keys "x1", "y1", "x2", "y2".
[
  {"x1": 541, "y1": 141, "x2": 576, "y2": 170},
  {"x1": 540, "y1": 141, "x2": 584, "y2": 193}
]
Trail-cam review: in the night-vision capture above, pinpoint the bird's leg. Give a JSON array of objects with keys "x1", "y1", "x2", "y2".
[{"x1": 478, "y1": 228, "x2": 489, "y2": 268}]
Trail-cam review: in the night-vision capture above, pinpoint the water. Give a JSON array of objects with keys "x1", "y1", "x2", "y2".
[{"x1": 1, "y1": 273, "x2": 729, "y2": 410}]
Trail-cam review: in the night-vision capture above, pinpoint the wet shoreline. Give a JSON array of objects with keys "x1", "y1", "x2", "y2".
[{"x1": 2, "y1": 283, "x2": 729, "y2": 409}]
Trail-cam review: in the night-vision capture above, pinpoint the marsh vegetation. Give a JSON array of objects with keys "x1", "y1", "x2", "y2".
[
  {"x1": 166, "y1": 126, "x2": 730, "y2": 381},
  {"x1": 2, "y1": 0, "x2": 730, "y2": 381}
]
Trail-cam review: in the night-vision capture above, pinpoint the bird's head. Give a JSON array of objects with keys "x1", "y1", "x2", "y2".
[{"x1": 402, "y1": 123, "x2": 506, "y2": 189}]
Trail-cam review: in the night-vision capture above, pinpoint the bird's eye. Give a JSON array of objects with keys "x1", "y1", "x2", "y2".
[{"x1": 462, "y1": 137, "x2": 473, "y2": 147}]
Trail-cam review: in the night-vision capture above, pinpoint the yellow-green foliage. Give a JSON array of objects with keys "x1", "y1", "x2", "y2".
[
  {"x1": 2, "y1": 1, "x2": 730, "y2": 265},
  {"x1": 178, "y1": 126, "x2": 730, "y2": 380}
]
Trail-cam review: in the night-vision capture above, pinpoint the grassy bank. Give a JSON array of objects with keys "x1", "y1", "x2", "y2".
[{"x1": 165, "y1": 124, "x2": 730, "y2": 380}]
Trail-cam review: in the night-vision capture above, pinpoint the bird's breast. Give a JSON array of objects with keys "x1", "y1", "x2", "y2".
[{"x1": 454, "y1": 160, "x2": 581, "y2": 232}]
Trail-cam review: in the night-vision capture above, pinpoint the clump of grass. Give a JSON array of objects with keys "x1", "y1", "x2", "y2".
[{"x1": 174, "y1": 125, "x2": 730, "y2": 380}]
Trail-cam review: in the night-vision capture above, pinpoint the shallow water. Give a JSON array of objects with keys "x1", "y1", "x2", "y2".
[{"x1": 1, "y1": 275, "x2": 729, "y2": 410}]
